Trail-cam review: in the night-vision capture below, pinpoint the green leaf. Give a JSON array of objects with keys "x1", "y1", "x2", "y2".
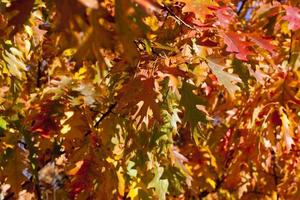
[
  {"x1": 232, "y1": 59, "x2": 251, "y2": 89},
  {"x1": 0, "y1": 117, "x2": 7, "y2": 135},
  {"x1": 206, "y1": 58, "x2": 242, "y2": 98},
  {"x1": 127, "y1": 161, "x2": 137, "y2": 177},
  {"x1": 0, "y1": 117, "x2": 7, "y2": 130},
  {"x1": 179, "y1": 81, "x2": 207, "y2": 128},
  {"x1": 170, "y1": 108, "x2": 181, "y2": 132},
  {"x1": 147, "y1": 167, "x2": 169, "y2": 200}
]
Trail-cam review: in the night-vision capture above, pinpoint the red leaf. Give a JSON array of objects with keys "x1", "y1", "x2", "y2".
[
  {"x1": 248, "y1": 34, "x2": 276, "y2": 55},
  {"x1": 30, "y1": 114, "x2": 59, "y2": 138},
  {"x1": 215, "y1": 7, "x2": 235, "y2": 28},
  {"x1": 69, "y1": 160, "x2": 92, "y2": 198},
  {"x1": 29, "y1": 102, "x2": 63, "y2": 138},
  {"x1": 221, "y1": 31, "x2": 253, "y2": 61},
  {"x1": 197, "y1": 31, "x2": 218, "y2": 47},
  {"x1": 282, "y1": 6, "x2": 300, "y2": 31}
]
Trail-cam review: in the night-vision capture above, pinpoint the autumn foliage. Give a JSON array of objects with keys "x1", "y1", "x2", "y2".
[{"x1": 1, "y1": 0, "x2": 300, "y2": 199}]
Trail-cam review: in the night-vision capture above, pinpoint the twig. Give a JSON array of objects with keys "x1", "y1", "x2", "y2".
[
  {"x1": 271, "y1": 148, "x2": 279, "y2": 200},
  {"x1": 161, "y1": 4, "x2": 197, "y2": 31},
  {"x1": 37, "y1": 60, "x2": 47, "y2": 88},
  {"x1": 94, "y1": 102, "x2": 117, "y2": 128},
  {"x1": 84, "y1": 102, "x2": 117, "y2": 136},
  {"x1": 237, "y1": 0, "x2": 247, "y2": 15},
  {"x1": 37, "y1": 61, "x2": 41, "y2": 88}
]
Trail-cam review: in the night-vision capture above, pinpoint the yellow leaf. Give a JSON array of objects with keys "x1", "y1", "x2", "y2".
[
  {"x1": 67, "y1": 160, "x2": 84, "y2": 176},
  {"x1": 74, "y1": 66, "x2": 87, "y2": 80},
  {"x1": 279, "y1": 107, "x2": 294, "y2": 151},
  {"x1": 193, "y1": 64, "x2": 208, "y2": 86},
  {"x1": 62, "y1": 48, "x2": 76, "y2": 57},
  {"x1": 106, "y1": 157, "x2": 117, "y2": 166},
  {"x1": 117, "y1": 168, "x2": 125, "y2": 196},
  {"x1": 24, "y1": 40, "x2": 31, "y2": 55},
  {"x1": 280, "y1": 21, "x2": 290, "y2": 35},
  {"x1": 207, "y1": 58, "x2": 242, "y2": 98},
  {"x1": 144, "y1": 16, "x2": 159, "y2": 31},
  {"x1": 2, "y1": 50, "x2": 26, "y2": 79},
  {"x1": 61, "y1": 124, "x2": 71, "y2": 134},
  {"x1": 206, "y1": 177, "x2": 216, "y2": 189},
  {"x1": 24, "y1": 25, "x2": 33, "y2": 37},
  {"x1": 128, "y1": 188, "x2": 139, "y2": 200}
]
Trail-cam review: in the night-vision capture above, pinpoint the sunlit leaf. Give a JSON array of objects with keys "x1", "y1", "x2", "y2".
[
  {"x1": 207, "y1": 58, "x2": 242, "y2": 97},
  {"x1": 282, "y1": 6, "x2": 300, "y2": 31},
  {"x1": 221, "y1": 31, "x2": 253, "y2": 61},
  {"x1": 147, "y1": 166, "x2": 169, "y2": 200}
]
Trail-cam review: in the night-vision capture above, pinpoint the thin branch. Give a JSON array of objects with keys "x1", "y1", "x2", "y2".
[
  {"x1": 271, "y1": 148, "x2": 279, "y2": 200},
  {"x1": 37, "y1": 61, "x2": 41, "y2": 88},
  {"x1": 36, "y1": 60, "x2": 47, "y2": 88},
  {"x1": 161, "y1": 4, "x2": 197, "y2": 31},
  {"x1": 94, "y1": 102, "x2": 117, "y2": 128},
  {"x1": 237, "y1": 0, "x2": 247, "y2": 15},
  {"x1": 84, "y1": 102, "x2": 117, "y2": 136}
]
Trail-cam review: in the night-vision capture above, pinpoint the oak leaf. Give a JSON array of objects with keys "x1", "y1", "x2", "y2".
[
  {"x1": 180, "y1": 0, "x2": 218, "y2": 21},
  {"x1": 5, "y1": 0, "x2": 34, "y2": 35},
  {"x1": 215, "y1": 7, "x2": 235, "y2": 28},
  {"x1": 207, "y1": 58, "x2": 242, "y2": 98},
  {"x1": 179, "y1": 81, "x2": 207, "y2": 128},
  {"x1": 248, "y1": 34, "x2": 276, "y2": 55},
  {"x1": 282, "y1": 6, "x2": 300, "y2": 31},
  {"x1": 2, "y1": 50, "x2": 26, "y2": 79},
  {"x1": 115, "y1": 0, "x2": 148, "y2": 64},
  {"x1": 0, "y1": 147, "x2": 27, "y2": 197},
  {"x1": 116, "y1": 76, "x2": 161, "y2": 128},
  {"x1": 279, "y1": 107, "x2": 294, "y2": 152},
  {"x1": 147, "y1": 167, "x2": 169, "y2": 200},
  {"x1": 221, "y1": 31, "x2": 253, "y2": 61}
]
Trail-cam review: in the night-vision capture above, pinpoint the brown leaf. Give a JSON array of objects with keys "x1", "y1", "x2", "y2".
[
  {"x1": 0, "y1": 147, "x2": 27, "y2": 196},
  {"x1": 116, "y1": 76, "x2": 161, "y2": 128},
  {"x1": 5, "y1": 0, "x2": 34, "y2": 35}
]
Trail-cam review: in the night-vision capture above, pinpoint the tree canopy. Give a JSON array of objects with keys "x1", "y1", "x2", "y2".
[{"x1": 1, "y1": 0, "x2": 300, "y2": 199}]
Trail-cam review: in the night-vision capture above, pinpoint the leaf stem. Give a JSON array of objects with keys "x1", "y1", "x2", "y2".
[{"x1": 271, "y1": 148, "x2": 279, "y2": 200}]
